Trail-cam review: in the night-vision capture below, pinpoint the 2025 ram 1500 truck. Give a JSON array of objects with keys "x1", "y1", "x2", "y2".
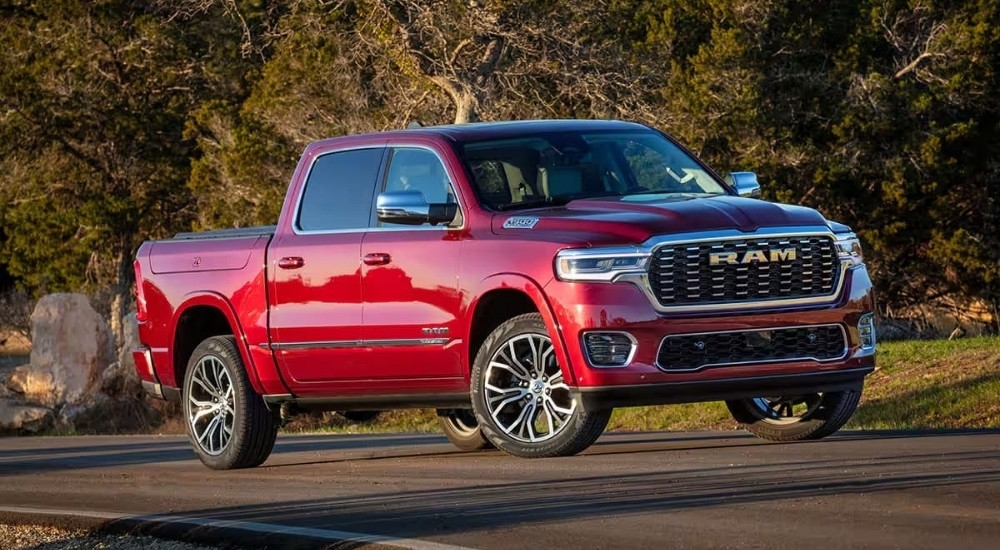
[{"x1": 132, "y1": 119, "x2": 876, "y2": 470}]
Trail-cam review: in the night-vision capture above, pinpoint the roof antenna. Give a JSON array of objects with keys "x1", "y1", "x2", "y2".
[{"x1": 406, "y1": 120, "x2": 424, "y2": 129}]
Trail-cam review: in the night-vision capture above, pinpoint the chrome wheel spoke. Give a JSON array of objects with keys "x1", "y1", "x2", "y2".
[
  {"x1": 484, "y1": 333, "x2": 576, "y2": 444},
  {"x1": 489, "y1": 361, "x2": 531, "y2": 382},
  {"x1": 192, "y1": 368, "x2": 218, "y2": 397},
  {"x1": 751, "y1": 394, "x2": 823, "y2": 425},
  {"x1": 546, "y1": 395, "x2": 576, "y2": 416},
  {"x1": 191, "y1": 405, "x2": 216, "y2": 424},
  {"x1": 188, "y1": 354, "x2": 236, "y2": 456},
  {"x1": 502, "y1": 342, "x2": 533, "y2": 380}
]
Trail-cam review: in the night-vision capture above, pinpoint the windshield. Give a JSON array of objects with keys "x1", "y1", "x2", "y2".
[{"x1": 458, "y1": 130, "x2": 729, "y2": 211}]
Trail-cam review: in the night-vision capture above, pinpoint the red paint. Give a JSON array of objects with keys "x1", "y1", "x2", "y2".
[{"x1": 132, "y1": 120, "x2": 876, "y2": 405}]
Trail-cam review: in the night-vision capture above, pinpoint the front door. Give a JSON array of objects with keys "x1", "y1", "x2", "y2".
[
  {"x1": 360, "y1": 146, "x2": 466, "y2": 380},
  {"x1": 268, "y1": 146, "x2": 385, "y2": 390}
]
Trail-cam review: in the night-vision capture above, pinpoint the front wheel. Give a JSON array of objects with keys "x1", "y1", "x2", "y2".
[
  {"x1": 725, "y1": 388, "x2": 862, "y2": 442},
  {"x1": 183, "y1": 336, "x2": 278, "y2": 470},
  {"x1": 471, "y1": 313, "x2": 611, "y2": 458}
]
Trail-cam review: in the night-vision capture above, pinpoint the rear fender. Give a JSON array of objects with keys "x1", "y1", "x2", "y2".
[{"x1": 171, "y1": 292, "x2": 266, "y2": 394}]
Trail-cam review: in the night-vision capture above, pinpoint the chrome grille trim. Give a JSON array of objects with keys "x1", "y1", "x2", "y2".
[
  {"x1": 649, "y1": 236, "x2": 839, "y2": 306},
  {"x1": 613, "y1": 227, "x2": 851, "y2": 314}
]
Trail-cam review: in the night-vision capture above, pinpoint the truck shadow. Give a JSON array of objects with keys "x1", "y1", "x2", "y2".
[
  {"x1": 1, "y1": 429, "x2": 997, "y2": 476},
  {"x1": 100, "y1": 439, "x2": 1000, "y2": 543}
]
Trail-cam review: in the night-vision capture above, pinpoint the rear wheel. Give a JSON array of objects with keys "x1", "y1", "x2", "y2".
[
  {"x1": 471, "y1": 313, "x2": 612, "y2": 458},
  {"x1": 438, "y1": 409, "x2": 493, "y2": 451},
  {"x1": 725, "y1": 388, "x2": 862, "y2": 442},
  {"x1": 183, "y1": 336, "x2": 278, "y2": 470}
]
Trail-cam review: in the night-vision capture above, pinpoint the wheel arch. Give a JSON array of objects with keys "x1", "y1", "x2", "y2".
[
  {"x1": 465, "y1": 274, "x2": 578, "y2": 386},
  {"x1": 170, "y1": 292, "x2": 264, "y2": 393}
]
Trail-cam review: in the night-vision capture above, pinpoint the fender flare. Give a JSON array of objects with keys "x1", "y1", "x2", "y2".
[
  {"x1": 170, "y1": 291, "x2": 266, "y2": 394},
  {"x1": 466, "y1": 273, "x2": 578, "y2": 386}
]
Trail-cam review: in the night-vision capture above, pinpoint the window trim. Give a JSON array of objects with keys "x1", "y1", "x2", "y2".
[{"x1": 291, "y1": 145, "x2": 388, "y2": 236}]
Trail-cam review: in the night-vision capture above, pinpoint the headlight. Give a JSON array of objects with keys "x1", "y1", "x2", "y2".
[
  {"x1": 555, "y1": 247, "x2": 650, "y2": 282},
  {"x1": 834, "y1": 233, "x2": 864, "y2": 266}
]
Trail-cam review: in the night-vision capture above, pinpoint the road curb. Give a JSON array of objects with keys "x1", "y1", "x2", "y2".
[{"x1": 0, "y1": 506, "x2": 475, "y2": 550}]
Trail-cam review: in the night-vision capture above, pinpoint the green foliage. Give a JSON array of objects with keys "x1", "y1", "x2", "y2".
[{"x1": 0, "y1": 0, "x2": 998, "y2": 323}]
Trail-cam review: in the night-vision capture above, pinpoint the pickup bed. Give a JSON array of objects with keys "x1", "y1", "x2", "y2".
[{"x1": 132, "y1": 119, "x2": 876, "y2": 470}]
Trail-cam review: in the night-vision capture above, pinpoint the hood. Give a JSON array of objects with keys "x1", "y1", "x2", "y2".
[{"x1": 491, "y1": 194, "x2": 834, "y2": 244}]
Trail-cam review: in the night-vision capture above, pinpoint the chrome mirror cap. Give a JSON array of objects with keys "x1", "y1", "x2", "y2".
[{"x1": 726, "y1": 172, "x2": 761, "y2": 198}]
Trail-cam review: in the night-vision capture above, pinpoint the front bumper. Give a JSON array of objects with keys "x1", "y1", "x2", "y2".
[
  {"x1": 573, "y1": 366, "x2": 872, "y2": 411},
  {"x1": 546, "y1": 264, "x2": 877, "y2": 398}
]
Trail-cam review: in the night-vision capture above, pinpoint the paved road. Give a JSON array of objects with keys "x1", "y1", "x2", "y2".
[{"x1": 1, "y1": 430, "x2": 999, "y2": 549}]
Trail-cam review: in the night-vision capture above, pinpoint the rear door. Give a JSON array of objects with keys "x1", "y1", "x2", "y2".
[{"x1": 268, "y1": 146, "x2": 386, "y2": 390}]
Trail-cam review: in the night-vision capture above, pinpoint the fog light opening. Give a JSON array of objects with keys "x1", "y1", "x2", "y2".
[
  {"x1": 858, "y1": 313, "x2": 876, "y2": 350},
  {"x1": 583, "y1": 332, "x2": 637, "y2": 368}
]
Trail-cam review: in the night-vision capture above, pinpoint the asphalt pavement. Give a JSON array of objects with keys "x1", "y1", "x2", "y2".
[{"x1": 1, "y1": 430, "x2": 999, "y2": 549}]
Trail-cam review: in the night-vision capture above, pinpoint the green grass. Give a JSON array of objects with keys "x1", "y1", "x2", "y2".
[{"x1": 293, "y1": 336, "x2": 1000, "y2": 435}]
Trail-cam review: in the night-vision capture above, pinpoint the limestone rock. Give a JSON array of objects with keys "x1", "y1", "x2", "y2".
[
  {"x1": 0, "y1": 398, "x2": 54, "y2": 433},
  {"x1": 8, "y1": 293, "x2": 115, "y2": 408}
]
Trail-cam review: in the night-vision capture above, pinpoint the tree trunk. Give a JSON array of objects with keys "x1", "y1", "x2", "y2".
[
  {"x1": 453, "y1": 91, "x2": 478, "y2": 124},
  {"x1": 110, "y1": 234, "x2": 135, "y2": 355}
]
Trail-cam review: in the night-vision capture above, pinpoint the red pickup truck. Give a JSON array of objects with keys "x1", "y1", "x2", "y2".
[{"x1": 132, "y1": 120, "x2": 876, "y2": 470}]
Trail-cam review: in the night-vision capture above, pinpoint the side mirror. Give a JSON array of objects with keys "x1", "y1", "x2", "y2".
[
  {"x1": 725, "y1": 172, "x2": 761, "y2": 198},
  {"x1": 376, "y1": 190, "x2": 457, "y2": 226}
]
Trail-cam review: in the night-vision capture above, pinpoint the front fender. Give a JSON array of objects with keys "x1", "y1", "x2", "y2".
[{"x1": 466, "y1": 273, "x2": 579, "y2": 386}]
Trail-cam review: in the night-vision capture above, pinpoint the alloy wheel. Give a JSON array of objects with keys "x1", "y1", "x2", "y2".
[
  {"x1": 483, "y1": 333, "x2": 576, "y2": 443},
  {"x1": 187, "y1": 355, "x2": 236, "y2": 455},
  {"x1": 748, "y1": 394, "x2": 824, "y2": 425}
]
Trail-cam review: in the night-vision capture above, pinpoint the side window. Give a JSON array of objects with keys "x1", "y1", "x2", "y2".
[
  {"x1": 384, "y1": 148, "x2": 456, "y2": 205},
  {"x1": 297, "y1": 148, "x2": 384, "y2": 232}
]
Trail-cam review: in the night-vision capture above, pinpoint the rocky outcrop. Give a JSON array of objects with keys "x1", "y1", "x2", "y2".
[
  {"x1": 5, "y1": 294, "x2": 115, "y2": 408},
  {"x1": 0, "y1": 294, "x2": 157, "y2": 435},
  {"x1": 0, "y1": 398, "x2": 54, "y2": 433}
]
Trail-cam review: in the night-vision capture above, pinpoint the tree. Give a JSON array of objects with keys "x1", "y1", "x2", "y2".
[{"x1": 0, "y1": 0, "x2": 252, "y2": 342}]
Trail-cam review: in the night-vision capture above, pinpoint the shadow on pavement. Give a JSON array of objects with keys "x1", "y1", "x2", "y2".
[
  {"x1": 2, "y1": 429, "x2": 998, "y2": 476},
  {"x1": 136, "y1": 442, "x2": 1000, "y2": 541}
]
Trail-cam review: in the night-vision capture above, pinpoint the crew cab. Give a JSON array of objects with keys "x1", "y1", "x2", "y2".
[{"x1": 132, "y1": 120, "x2": 876, "y2": 470}]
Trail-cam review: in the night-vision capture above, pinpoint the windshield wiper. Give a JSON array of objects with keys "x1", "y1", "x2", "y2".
[
  {"x1": 493, "y1": 192, "x2": 626, "y2": 211},
  {"x1": 493, "y1": 196, "x2": 574, "y2": 211}
]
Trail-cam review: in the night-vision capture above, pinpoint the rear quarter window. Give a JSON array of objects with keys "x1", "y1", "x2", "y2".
[{"x1": 297, "y1": 148, "x2": 384, "y2": 232}]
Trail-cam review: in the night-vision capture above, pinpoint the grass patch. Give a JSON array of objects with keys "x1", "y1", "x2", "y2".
[
  {"x1": 16, "y1": 336, "x2": 1000, "y2": 436},
  {"x1": 295, "y1": 336, "x2": 1000, "y2": 435},
  {"x1": 847, "y1": 336, "x2": 1000, "y2": 429}
]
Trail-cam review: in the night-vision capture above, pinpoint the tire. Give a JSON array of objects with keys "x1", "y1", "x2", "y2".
[
  {"x1": 725, "y1": 388, "x2": 863, "y2": 442},
  {"x1": 470, "y1": 313, "x2": 612, "y2": 458},
  {"x1": 182, "y1": 336, "x2": 278, "y2": 470},
  {"x1": 338, "y1": 410, "x2": 381, "y2": 423},
  {"x1": 437, "y1": 408, "x2": 493, "y2": 451}
]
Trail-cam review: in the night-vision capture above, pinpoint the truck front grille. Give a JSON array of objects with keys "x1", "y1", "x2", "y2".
[
  {"x1": 647, "y1": 236, "x2": 839, "y2": 307},
  {"x1": 656, "y1": 325, "x2": 847, "y2": 371}
]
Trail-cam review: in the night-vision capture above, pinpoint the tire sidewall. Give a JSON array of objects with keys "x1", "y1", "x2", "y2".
[
  {"x1": 183, "y1": 336, "x2": 255, "y2": 469},
  {"x1": 727, "y1": 389, "x2": 862, "y2": 441}
]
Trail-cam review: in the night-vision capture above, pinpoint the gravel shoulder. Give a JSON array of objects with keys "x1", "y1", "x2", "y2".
[{"x1": 0, "y1": 524, "x2": 230, "y2": 550}]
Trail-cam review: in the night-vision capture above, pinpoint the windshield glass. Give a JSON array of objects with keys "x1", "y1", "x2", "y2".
[{"x1": 459, "y1": 130, "x2": 729, "y2": 211}]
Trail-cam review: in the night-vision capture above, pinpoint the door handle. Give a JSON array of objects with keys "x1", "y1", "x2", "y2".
[
  {"x1": 278, "y1": 256, "x2": 305, "y2": 269},
  {"x1": 363, "y1": 253, "x2": 392, "y2": 266}
]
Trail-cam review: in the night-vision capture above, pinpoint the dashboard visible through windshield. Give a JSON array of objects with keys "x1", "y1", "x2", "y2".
[{"x1": 459, "y1": 131, "x2": 729, "y2": 211}]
